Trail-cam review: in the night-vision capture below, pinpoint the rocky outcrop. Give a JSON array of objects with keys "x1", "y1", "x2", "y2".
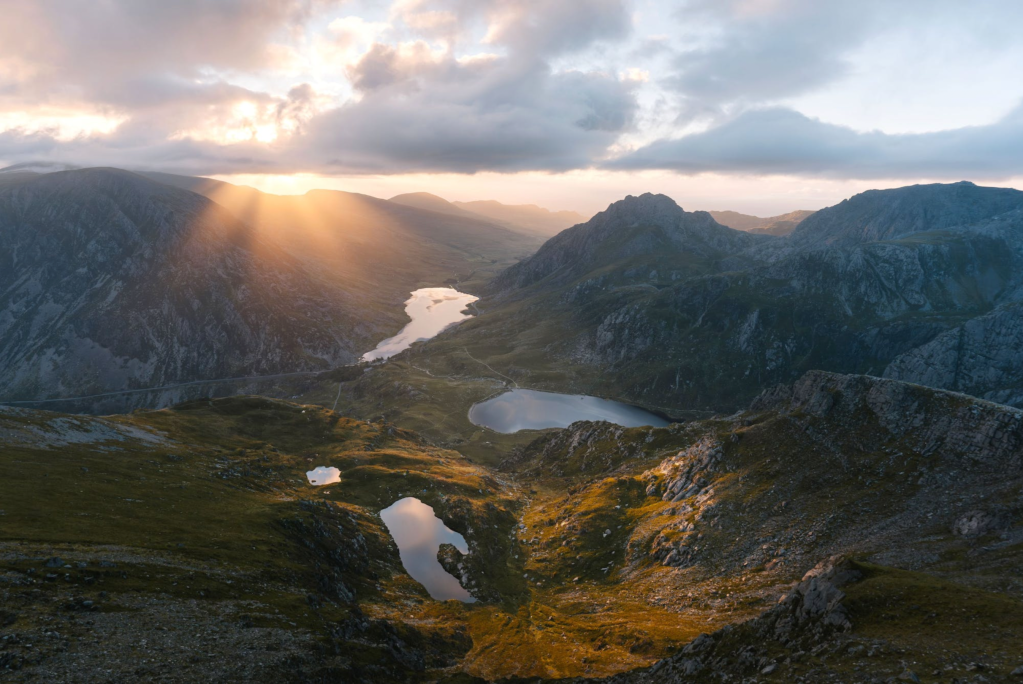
[
  {"x1": 593, "y1": 558, "x2": 862, "y2": 683},
  {"x1": 644, "y1": 438, "x2": 721, "y2": 503},
  {"x1": 885, "y1": 302, "x2": 1023, "y2": 407},
  {"x1": 751, "y1": 370, "x2": 1023, "y2": 463}
]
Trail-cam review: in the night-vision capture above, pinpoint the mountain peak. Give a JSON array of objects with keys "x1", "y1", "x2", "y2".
[
  {"x1": 488, "y1": 191, "x2": 758, "y2": 294},
  {"x1": 601, "y1": 192, "x2": 684, "y2": 227}
]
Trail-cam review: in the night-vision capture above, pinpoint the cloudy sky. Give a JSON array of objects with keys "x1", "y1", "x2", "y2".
[{"x1": 1, "y1": 0, "x2": 1022, "y2": 214}]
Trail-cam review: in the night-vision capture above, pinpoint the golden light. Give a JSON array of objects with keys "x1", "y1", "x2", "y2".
[
  {"x1": 234, "y1": 101, "x2": 259, "y2": 119},
  {"x1": 0, "y1": 108, "x2": 126, "y2": 140}
]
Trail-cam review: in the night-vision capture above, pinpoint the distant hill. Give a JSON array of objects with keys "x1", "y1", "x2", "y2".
[
  {"x1": 387, "y1": 191, "x2": 483, "y2": 221},
  {"x1": 710, "y1": 209, "x2": 816, "y2": 236},
  {"x1": 452, "y1": 200, "x2": 585, "y2": 237},
  {"x1": 390, "y1": 191, "x2": 585, "y2": 238}
]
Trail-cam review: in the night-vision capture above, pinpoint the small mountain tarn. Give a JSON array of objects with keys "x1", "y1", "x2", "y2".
[
  {"x1": 469, "y1": 388, "x2": 670, "y2": 433},
  {"x1": 380, "y1": 497, "x2": 476, "y2": 602}
]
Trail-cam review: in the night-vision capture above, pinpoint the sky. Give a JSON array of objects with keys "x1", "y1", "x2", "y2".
[{"x1": 1, "y1": 0, "x2": 1022, "y2": 216}]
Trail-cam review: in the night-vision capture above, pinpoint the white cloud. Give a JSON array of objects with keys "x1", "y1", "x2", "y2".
[{"x1": 0, "y1": 0, "x2": 1021, "y2": 181}]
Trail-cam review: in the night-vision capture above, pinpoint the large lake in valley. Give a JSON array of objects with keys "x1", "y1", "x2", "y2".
[
  {"x1": 379, "y1": 497, "x2": 476, "y2": 602},
  {"x1": 361, "y1": 287, "x2": 478, "y2": 362},
  {"x1": 468, "y1": 388, "x2": 670, "y2": 433}
]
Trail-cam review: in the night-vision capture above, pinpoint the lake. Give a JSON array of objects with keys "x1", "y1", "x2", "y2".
[
  {"x1": 361, "y1": 287, "x2": 478, "y2": 362},
  {"x1": 379, "y1": 497, "x2": 476, "y2": 602},
  {"x1": 468, "y1": 388, "x2": 670, "y2": 433}
]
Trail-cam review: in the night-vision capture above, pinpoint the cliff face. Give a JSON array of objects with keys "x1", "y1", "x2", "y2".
[
  {"x1": 884, "y1": 301, "x2": 1023, "y2": 407},
  {"x1": 0, "y1": 169, "x2": 380, "y2": 400}
]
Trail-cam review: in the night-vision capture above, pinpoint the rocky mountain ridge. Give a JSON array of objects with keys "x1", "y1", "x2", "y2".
[
  {"x1": 0, "y1": 168, "x2": 386, "y2": 401},
  {"x1": 788, "y1": 180, "x2": 1023, "y2": 248},
  {"x1": 0, "y1": 167, "x2": 541, "y2": 404},
  {"x1": 417, "y1": 182, "x2": 1023, "y2": 414}
]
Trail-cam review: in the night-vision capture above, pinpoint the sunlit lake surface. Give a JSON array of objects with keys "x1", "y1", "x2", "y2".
[
  {"x1": 379, "y1": 497, "x2": 475, "y2": 602},
  {"x1": 361, "y1": 287, "x2": 479, "y2": 362},
  {"x1": 306, "y1": 466, "x2": 340, "y2": 486},
  {"x1": 469, "y1": 389, "x2": 670, "y2": 433}
]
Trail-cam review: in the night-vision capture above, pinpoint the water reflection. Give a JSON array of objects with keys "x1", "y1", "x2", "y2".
[
  {"x1": 306, "y1": 466, "x2": 340, "y2": 486},
  {"x1": 380, "y1": 497, "x2": 475, "y2": 602},
  {"x1": 469, "y1": 389, "x2": 669, "y2": 433},
  {"x1": 362, "y1": 287, "x2": 478, "y2": 362}
]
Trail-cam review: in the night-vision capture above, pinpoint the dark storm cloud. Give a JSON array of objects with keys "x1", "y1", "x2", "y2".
[{"x1": 610, "y1": 106, "x2": 1023, "y2": 179}]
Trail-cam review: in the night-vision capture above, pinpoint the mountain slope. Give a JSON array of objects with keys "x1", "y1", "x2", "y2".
[
  {"x1": 885, "y1": 299, "x2": 1023, "y2": 406},
  {"x1": 5, "y1": 373, "x2": 1020, "y2": 681},
  {"x1": 0, "y1": 168, "x2": 385, "y2": 401},
  {"x1": 488, "y1": 193, "x2": 762, "y2": 294},
  {"x1": 453, "y1": 199, "x2": 586, "y2": 237},
  {"x1": 0, "y1": 168, "x2": 545, "y2": 404},
  {"x1": 395, "y1": 184, "x2": 1023, "y2": 415}
]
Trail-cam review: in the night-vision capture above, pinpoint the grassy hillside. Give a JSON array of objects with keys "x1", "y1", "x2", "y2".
[{"x1": 3, "y1": 372, "x2": 1021, "y2": 681}]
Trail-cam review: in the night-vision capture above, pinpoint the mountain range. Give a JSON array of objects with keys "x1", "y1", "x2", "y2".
[
  {"x1": 389, "y1": 191, "x2": 587, "y2": 238},
  {"x1": 0, "y1": 167, "x2": 540, "y2": 404},
  {"x1": 397, "y1": 181, "x2": 1023, "y2": 418},
  {"x1": 2, "y1": 168, "x2": 1023, "y2": 682}
]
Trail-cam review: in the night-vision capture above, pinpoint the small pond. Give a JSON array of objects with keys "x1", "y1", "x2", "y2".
[
  {"x1": 379, "y1": 497, "x2": 475, "y2": 602},
  {"x1": 468, "y1": 388, "x2": 670, "y2": 433},
  {"x1": 361, "y1": 287, "x2": 478, "y2": 362},
  {"x1": 306, "y1": 466, "x2": 340, "y2": 486}
]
